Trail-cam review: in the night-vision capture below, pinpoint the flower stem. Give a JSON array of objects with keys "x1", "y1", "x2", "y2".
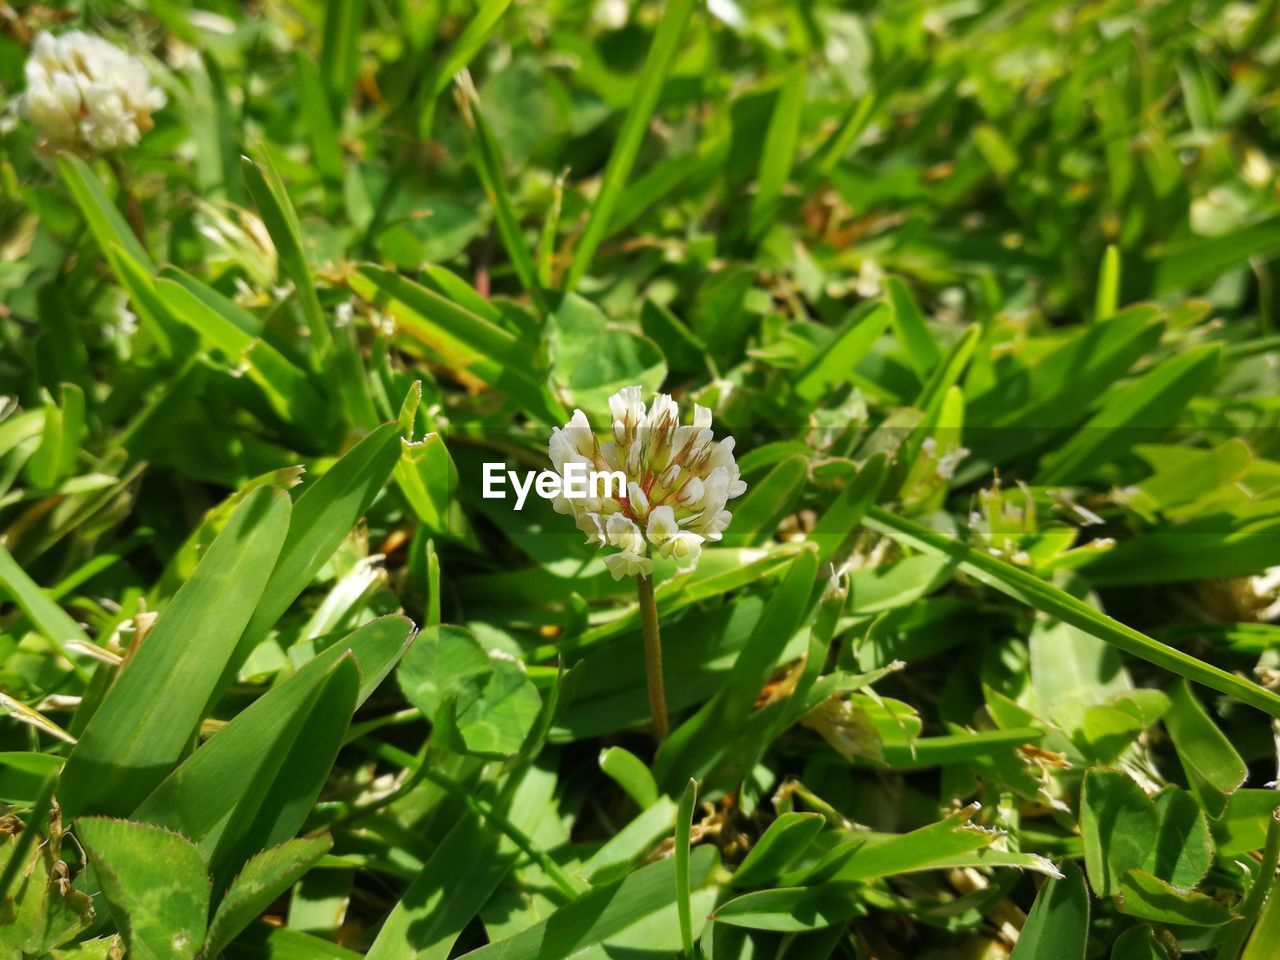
[{"x1": 637, "y1": 573, "x2": 668, "y2": 740}]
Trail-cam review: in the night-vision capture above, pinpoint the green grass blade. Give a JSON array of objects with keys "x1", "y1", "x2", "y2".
[
  {"x1": 1036, "y1": 344, "x2": 1221, "y2": 485},
  {"x1": 1010, "y1": 862, "x2": 1089, "y2": 960},
  {"x1": 886, "y1": 277, "x2": 941, "y2": 381},
  {"x1": 0, "y1": 542, "x2": 92, "y2": 683},
  {"x1": 864, "y1": 505, "x2": 1280, "y2": 717},
  {"x1": 748, "y1": 62, "x2": 806, "y2": 243},
  {"x1": 228, "y1": 420, "x2": 402, "y2": 685},
  {"x1": 61, "y1": 487, "x2": 293, "y2": 817},
  {"x1": 136, "y1": 617, "x2": 412, "y2": 857},
  {"x1": 456, "y1": 74, "x2": 548, "y2": 318},
  {"x1": 675, "y1": 778, "x2": 696, "y2": 957},
  {"x1": 241, "y1": 154, "x2": 334, "y2": 366},
  {"x1": 460, "y1": 846, "x2": 717, "y2": 959},
  {"x1": 319, "y1": 0, "x2": 364, "y2": 113},
  {"x1": 599, "y1": 746, "x2": 659, "y2": 809},
  {"x1": 1095, "y1": 244, "x2": 1121, "y2": 321},
  {"x1": 350, "y1": 266, "x2": 566, "y2": 423},
  {"x1": 564, "y1": 0, "x2": 696, "y2": 290}
]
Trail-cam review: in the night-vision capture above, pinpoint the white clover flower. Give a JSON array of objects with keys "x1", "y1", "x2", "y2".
[
  {"x1": 548, "y1": 387, "x2": 747, "y2": 580},
  {"x1": 20, "y1": 30, "x2": 166, "y2": 155}
]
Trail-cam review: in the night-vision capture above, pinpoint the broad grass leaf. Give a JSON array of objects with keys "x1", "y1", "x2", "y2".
[
  {"x1": 654, "y1": 548, "x2": 818, "y2": 790},
  {"x1": 1164, "y1": 679, "x2": 1247, "y2": 818},
  {"x1": 293, "y1": 52, "x2": 344, "y2": 182},
  {"x1": 212, "y1": 655, "x2": 358, "y2": 884},
  {"x1": 864, "y1": 506, "x2": 1280, "y2": 717},
  {"x1": 76, "y1": 818, "x2": 211, "y2": 960},
  {"x1": 25, "y1": 383, "x2": 84, "y2": 490},
  {"x1": 461, "y1": 83, "x2": 547, "y2": 316},
  {"x1": 598, "y1": 747, "x2": 659, "y2": 809},
  {"x1": 134, "y1": 617, "x2": 412, "y2": 859},
  {"x1": 1151, "y1": 214, "x2": 1280, "y2": 294},
  {"x1": 241, "y1": 155, "x2": 333, "y2": 363},
  {"x1": 711, "y1": 885, "x2": 862, "y2": 932},
  {"x1": 205, "y1": 834, "x2": 333, "y2": 956},
  {"x1": 0, "y1": 752, "x2": 62, "y2": 804},
  {"x1": 747, "y1": 62, "x2": 805, "y2": 243},
  {"x1": 1111, "y1": 927, "x2": 1170, "y2": 959},
  {"x1": 1243, "y1": 868, "x2": 1280, "y2": 959},
  {"x1": 367, "y1": 764, "x2": 558, "y2": 960},
  {"x1": 563, "y1": 0, "x2": 697, "y2": 289},
  {"x1": 55, "y1": 154, "x2": 152, "y2": 269},
  {"x1": 830, "y1": 808, "x2": 998, "y2": 882},
  {"x1": 459, "y1": 845, "x2": 717, "y2": 959},
  {"x1": 1068, "y1": 514, "x2": 1280, "y2": 585},
  {"x1": 349, "y1": 266, "x2": 565, "y2": 424},
  {"x1": 155, "y1": 271, "x2": 327, "y2": 427},
  {"x1": 675, "y1": 778, "x2": 697, "y2": 954},
  {"x1": 0, "y1": 543, "x2": 91, "y2": 676},
  {"x1": 580, "y1": 798, "x2": 677, "y2": 885},
  {"x1": 1010, "y1": 862, "x2": 1088, "y2": 960},
  {"x1": 961, "y1": 306, "x2": 1164, "y2": 479},
  {"x1": 793, "y1": 304, "x2": 891, "y2": 404},
  {"x1": 225, "y1": 923, "x2": 365, "y2": 959},
  {"x1": 228, "y1": 420, "x2": 403, "y2": 686},
  {"x1": 720, "y1": 454, "x2": 807, "y2": 547},
  {"x1": 729, "y1": 813, "x2": 826, "y2": 889},
  {"x1": 1035, "y1": 344, "x2": 1221, "y2": 485},
  {"x1": 1115, "y1": 868, "x2": 1235, "y2": 926},
  {"x1": 318, "y1": 0, "x2": 363, "y2": 113},
  {"x1": 886, "y1": 277, "x2": 941, "y2": 381},
  {"x1": 61, "y1": 487, "x2": 292, "y2": 818}
]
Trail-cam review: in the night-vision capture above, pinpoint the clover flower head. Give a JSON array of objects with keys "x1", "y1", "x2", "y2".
[
  {"x1": 20, "y1": 30, "x2": 166, "y2": 155},
  {"x1": 548, "y1": 387, "x2": 747, "y2": 580}
]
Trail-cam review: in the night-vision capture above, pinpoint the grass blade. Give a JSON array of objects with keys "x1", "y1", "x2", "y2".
[
  {"x1": 564, "y1": 0, "x2": 696, "y2": 290},
  {"x1": 748, "y1": 62, "x2": 805, "y2": 243},
  {"x1": 864, "y1": 505, "x2": 1280, "y2": 717},
  {"x1": 61, "y1": 487, "x2": 293, "y2": 817},
  {"x1": 675, "y1": 778, "x2": 696, "y2": 957}
]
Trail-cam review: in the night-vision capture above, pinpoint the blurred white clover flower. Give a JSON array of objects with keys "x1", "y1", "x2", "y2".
[
  {"x1": 20, "y1": 30, "x2": 166, "y2": 155},
  {"x1": 548, "y1": 387, "x2": 747, "y2": 580}
]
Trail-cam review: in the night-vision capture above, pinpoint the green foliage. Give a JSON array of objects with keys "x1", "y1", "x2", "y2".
[{"x1": 3, "y1": 0, "x2": 1280, "y2": 956}]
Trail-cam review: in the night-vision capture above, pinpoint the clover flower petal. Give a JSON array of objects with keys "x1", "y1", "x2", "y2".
[
  {"x1": 20, "y1": 31, "x2": 165, "y2": 156},
  {"x1": 547, "y1": 386, "x2": 747, "y2": 578}
]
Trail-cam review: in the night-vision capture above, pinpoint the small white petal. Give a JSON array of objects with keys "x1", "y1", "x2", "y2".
[
  {"x1": 627, "y1": 481, "x2": 649, "y2": 516},
  {"x1": 646, "y1": 505, "x2": 679, "y2": 545},
  {"x1": 606, "y1": 514, "x2": 646, "y2": 554},
  {"x1": 603, "y1": 550, "x2": 653, "y2": 580}
]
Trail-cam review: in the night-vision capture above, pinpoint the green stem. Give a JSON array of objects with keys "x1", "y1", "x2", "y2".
[
  {"x1": 1219, "y1": 807, "x2": 1280, "y2": 959},
  {"x1": 637, "y1": 573, "x2": 668, "y2": 740}
]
